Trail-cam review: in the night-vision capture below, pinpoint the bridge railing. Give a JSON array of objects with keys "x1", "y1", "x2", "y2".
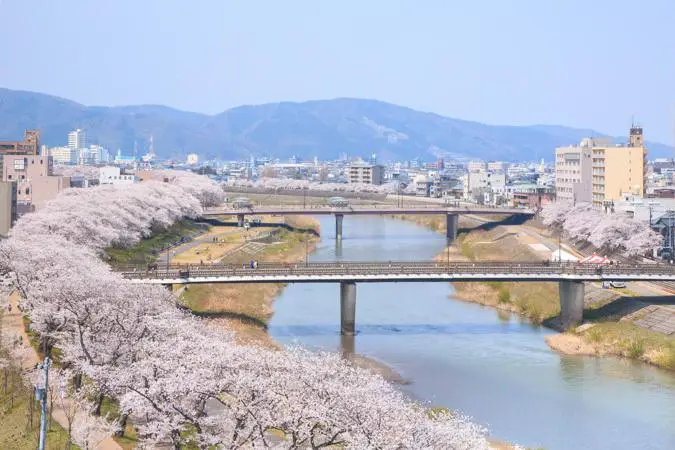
[{"x1": 114, "y1": 260, "x2": 675, "y2": 280}]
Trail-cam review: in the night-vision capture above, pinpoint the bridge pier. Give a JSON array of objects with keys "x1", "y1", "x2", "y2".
[
  {"x1": 340, "y1": 281, "x2": 356, "y2": 335},
  {"x1": 559, "y1": 280, "x2": 584, "y2": 327},
  {"x1": 335, "y1": 214, "x2": 344, "y2": 241},
  {"x1": 237, "y1": 214, "x2": 245, "y2": 227},
  {"x1": 446, "y1": 213, "x2": 458, "y2": 241}
]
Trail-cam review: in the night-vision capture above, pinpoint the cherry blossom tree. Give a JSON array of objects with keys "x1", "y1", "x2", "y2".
[
  {"x1": 541, "y1": 201, "x2": 662, "y2": 257},
  {"x1": 0, "y1": 171, "x2": 491, "y2": 449}
]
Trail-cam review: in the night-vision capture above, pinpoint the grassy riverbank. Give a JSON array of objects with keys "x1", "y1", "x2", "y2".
[
  {"x1": 394, "y1": 213, "x2": 675, "y2": 373},
  {"x1": 395, "y1": 213, "x2": 561, "y2": 322},
  {"x1": 179, "y1": 215, "x2": 320, "y2": 347}
]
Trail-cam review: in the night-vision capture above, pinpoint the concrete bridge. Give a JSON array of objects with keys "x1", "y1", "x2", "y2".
[
  {"x1": 202, "y1": 205, "x2": 535, "y2": 241},
  {"x1": 117, "y1": 261, "x2": 675, "y2": 332}
]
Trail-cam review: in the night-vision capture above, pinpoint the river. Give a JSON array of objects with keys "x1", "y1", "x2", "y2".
[{"x1": 268, "y1": 216, "x2": 675, "y2": 450}]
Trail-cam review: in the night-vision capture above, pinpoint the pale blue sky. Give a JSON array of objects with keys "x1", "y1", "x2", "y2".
[{"x1": 1, "y1": 0, "x2": 674, "y2": 142}]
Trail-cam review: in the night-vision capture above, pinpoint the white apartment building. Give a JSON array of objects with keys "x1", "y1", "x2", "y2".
[
  {"x1": 462, "y1": 171, "x2": 506, "y2": 202},
  {"x1": 49, "y1": 146, "x2": 77, "y2": 164},
  {"x1": 554, "y1": 139, "x2": 593, "y2": 203},
  {"x1": 68, "y1": 129, "x2": 87, "y2": 150},
  {"x1": 99, "y1": 166, "x2": 138, "y2": 185}
]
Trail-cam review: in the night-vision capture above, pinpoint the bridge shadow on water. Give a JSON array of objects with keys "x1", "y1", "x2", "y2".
[{"x1": 269, "y1": 322, "x2": 538, "y2": 338}]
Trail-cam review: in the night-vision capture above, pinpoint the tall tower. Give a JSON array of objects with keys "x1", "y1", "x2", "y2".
[{"x1": 629, "y1": 121, "x2": 644, "y2": 147}]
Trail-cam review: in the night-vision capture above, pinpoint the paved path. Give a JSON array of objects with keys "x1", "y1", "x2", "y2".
[{"x1": 1, "y1": 292, "x2": 122, "y2": 450}]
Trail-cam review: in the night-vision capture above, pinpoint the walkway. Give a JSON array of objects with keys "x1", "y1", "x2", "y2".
[{"x1": 1, "y1": 292, "x2": 122, "y2": 450}]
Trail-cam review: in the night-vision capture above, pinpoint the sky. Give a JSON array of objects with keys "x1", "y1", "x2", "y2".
[{"x1": 1, "y1": 0, "x2": 674, "y2": 143}]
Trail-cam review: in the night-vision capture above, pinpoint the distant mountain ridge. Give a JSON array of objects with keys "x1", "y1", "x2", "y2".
[{"x1": 0, "y1": 88, "x2": 671, "y2": 161}]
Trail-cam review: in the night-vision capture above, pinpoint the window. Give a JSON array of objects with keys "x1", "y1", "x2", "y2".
[
  {"x1": 13, "y1": 158, "x2": 26, "y2": 170},
  {"x1": 7, "y1": 175, "x2": 12, "y2": 179},
  {"x1": 25, "y1": 188, "x2": 30, "y2": 195}
]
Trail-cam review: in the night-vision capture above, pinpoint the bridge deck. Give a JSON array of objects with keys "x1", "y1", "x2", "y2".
[
  {"x1": 117, "y1": 261, "x2": 675, "y2": 284},
  {"x1": 203, "y1": 206, "x2": 535, "y2": 216}
]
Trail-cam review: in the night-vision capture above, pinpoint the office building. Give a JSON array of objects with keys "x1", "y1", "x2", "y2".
[
  {"x1": 555, "y1": 139, "x2": 593, "y2": 203},
  {"x1": 0, "y1": 130, "x2": 40, "y2": 156},
  {"x1": 68, "y1": 129, "x2": 87, "y2": 150},
  {"x1": 348, "y1": 163, "x2": 384, "y2": 185}
]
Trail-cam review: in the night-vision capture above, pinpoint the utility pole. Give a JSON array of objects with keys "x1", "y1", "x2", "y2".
[
  {"x1": 304, "y1": 234, "x2": 309, "y2": 266},
  {"x1": 37, "y1": 356, "x2": 50, "y2": 450}
]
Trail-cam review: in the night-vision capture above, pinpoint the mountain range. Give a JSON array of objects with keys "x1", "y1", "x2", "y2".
[{"x1": 0, "y1": 87, "x2": 672, "y2": 162}]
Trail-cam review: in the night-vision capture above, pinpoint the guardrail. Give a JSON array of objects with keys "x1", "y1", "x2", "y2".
[{"x1": 115, "y1": 260, "x2": 675, "y2": 281}]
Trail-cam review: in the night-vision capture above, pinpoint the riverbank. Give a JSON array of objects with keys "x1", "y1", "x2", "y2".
[{"x1": 394, "y1": 213, "x2": 675, "y2": 373}]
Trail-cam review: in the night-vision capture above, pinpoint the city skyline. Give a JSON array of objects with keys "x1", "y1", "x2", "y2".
[{"x1": 0, "y1": 0, "x2": 674, "y2": 143}]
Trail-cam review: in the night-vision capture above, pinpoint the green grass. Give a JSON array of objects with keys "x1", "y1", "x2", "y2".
[
  {"x1": 105, "y1": 220, "x2": 203, "y2": 265},
  {"x1": 99, "y1": 397, "x2": 138, "y2": 449},
  {"x1": 578, "y1": 322, "x2": 675, "y2": 370},
  {"x1": 0, "y1": 347, "x2": 80, "y2": 450}
]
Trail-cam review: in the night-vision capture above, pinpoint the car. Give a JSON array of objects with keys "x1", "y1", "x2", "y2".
[{"x1": 609, "y1": 281, "x2": 626, "y2": 289}]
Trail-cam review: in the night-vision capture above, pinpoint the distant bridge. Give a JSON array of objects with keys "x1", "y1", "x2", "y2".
[
  {"x1": 203, "y1": 205, "x2": 535, "y2": 240},
  {"x1": 117, "y1": 261, "x2": 675, "y2": 333}
]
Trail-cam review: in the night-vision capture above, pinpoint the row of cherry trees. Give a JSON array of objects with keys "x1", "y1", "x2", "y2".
[
  {"x1": 540, "y1": 201, "x2": 662, "y2": 257},
  {"x1": 230, "y1": 177, "x2": 416, "y2": 195},
  {"x1": 0, "y1": 172, "x2": 489, "y2": 449}
]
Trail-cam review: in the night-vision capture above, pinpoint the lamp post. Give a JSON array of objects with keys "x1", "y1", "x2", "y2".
[{"x1": 37, "y1": 356, "x2": 50, "y2": 450}]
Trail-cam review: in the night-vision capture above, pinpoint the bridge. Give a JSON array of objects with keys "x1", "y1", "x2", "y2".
[
  {"x1": 117, "y1": 261, "x2": 675, "y2": 332},
  {"x1": 203, "y1": 205, "x2": 535, "y2": 241}
]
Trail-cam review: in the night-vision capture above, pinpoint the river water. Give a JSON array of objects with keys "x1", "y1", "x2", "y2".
[{"x1": 268, "y1": 216, "x2": 675, "y2": 450}]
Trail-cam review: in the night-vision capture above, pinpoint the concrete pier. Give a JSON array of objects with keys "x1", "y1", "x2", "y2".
[
  {"x1": 237, "y1": 214, "x2": 245, "y2": 227},
  {"x1": 335, "y1": 214, "x2": 344, "y2": 241},
  {"x1": 340, "y1": 281, "x2": 356, "y2": 335},
  {"x1": 446, "y1": 213, "x2": 458, "y2": 241},
  {"x1": 559, "y1": 280, "x2": 584, "y2": 327}
]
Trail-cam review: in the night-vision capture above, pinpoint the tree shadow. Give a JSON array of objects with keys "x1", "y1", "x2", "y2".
[
  {"x1": 176, "y1": 302, "x2": 269, "y2": 330},
  {"x1": 457, "y1": 214, "x2": 530, "y2": 236},
  {"x1": 198, "y1": 218, "x2": 320, "y2": 236}
]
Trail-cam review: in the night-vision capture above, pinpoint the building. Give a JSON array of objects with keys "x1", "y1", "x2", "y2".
[
  {"x1": 414, "y1": 175, "x2": 432, "y2": 197},
  {"x1": 99, "y1": 166, "x2": 138, "y2": 185},
  {"x1": 555, "y1": 138, "x2": 593, "y2": 203},
  {"x1": 555, "y1": 125, "x2": 647, "y2": 207},
  {"x1": 591, "y1": 126, "x2": 646, "y2": 208},
  {"x1": 348, "y1": 163, "x2": 384, "y2": 185},
  {"x1": 467, "y1": 161, "x2": 486, "y2": 173},
  {"x1": 49, "y1": 146, "x2": 78, "y2": 164},
  {"x1": 68, "y1": 129, "x2": 87, "y2": 151},
  {"x1": 462, "y1": 171, "x2": 506, "y2": 202},
  {"x1": 0, "y1": 130, "x2": 40, "y2": 156},
  {"x1": 512, "y1": 188, "x2": 555, "y2": 210},
  {"x1": 0, "y1": 181, "x2": 17, "y2": 237},
  {"x1": 1, "y1": 154, "x2": 69, "y2": 211},
  {"x1": 487, "y1": 161, "x2": 507, "y2": 173}
]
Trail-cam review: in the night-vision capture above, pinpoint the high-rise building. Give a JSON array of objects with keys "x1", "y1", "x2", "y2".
[
  {"x1": 555, "y1": 125, "x2": 647, "y2": 207},
  {"x1": 68, "y1": 129, "x2": 87, "y2": 150}
]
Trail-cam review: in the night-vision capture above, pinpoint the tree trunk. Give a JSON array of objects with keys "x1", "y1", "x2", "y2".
[
  {"x1": 115, "y1": 413, "x2": 128, "y2": 437},
  {"x1": 94, "y1": 393, "x2": 104, "y2": 416}
]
